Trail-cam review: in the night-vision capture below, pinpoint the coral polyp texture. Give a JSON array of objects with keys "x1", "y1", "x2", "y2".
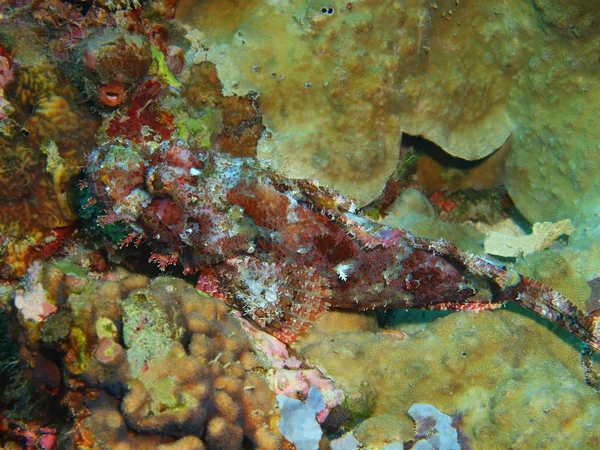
[
  {"x1": 2, "y1": 0, "x2": 600, "y2": 448},
  {"x1": 3, "y1": 264, "x2": 283, "y2": 449}
]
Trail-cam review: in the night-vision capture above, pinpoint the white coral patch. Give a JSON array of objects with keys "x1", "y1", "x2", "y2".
[
  {"x1": 15, "y1": 283, "x2": 57, "y2": 322},
  {"x1": 334, "y1": 262, "x2": 355, "y2": 282}
]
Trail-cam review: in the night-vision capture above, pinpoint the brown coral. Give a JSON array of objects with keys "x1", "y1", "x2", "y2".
[
  {"x1": 5, "y1": 265, "x2": 283, "y2": 448},
  {"x1": 118, "y1": 277, "x2": 282, "y2": 449},
  {"x1": 184, "y1": 61, "x2": 264, "y2": 157},
  {"x1": 0, "y1": 38, "x2": 99, "y2": 278}
]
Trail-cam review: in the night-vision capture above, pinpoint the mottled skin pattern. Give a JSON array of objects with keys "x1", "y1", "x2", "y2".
[{"x1": 86, "y1": 139, "x2": 600, "y2": 349}]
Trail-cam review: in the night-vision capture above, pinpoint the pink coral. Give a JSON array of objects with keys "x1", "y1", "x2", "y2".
[
  {"x1": 14, "y1": 262, "x2": 57, "y2": 322},
  {"x1": 240, "y1": 316, "x2": 344, "y2": 423},
  {"x1": 0, "y1": 55, "x2": 14, "y2": 89}
]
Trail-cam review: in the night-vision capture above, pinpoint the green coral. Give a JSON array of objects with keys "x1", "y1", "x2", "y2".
[
  {"x1": 150, "y1": 45, "x2": 182, "y2": 89},
  {"x1": 75, "y1": 178, "x2": 129, "y2": 244},
  {"x1": 122, "y1": 291, "x2": 185, "y2": 378},
  {"x1": 72, "y1": 327, "x2": 89, "y2": 373}
]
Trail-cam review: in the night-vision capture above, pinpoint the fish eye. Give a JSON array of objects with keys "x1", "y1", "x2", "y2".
[{"x1": 152, "y1": 178, "x2": 164, "y2": 191}]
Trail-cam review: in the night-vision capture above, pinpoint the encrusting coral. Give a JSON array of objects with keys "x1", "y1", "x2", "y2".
[
  {"x1": 295, "y1": 307, "x2": 600, "y2": 449},
  {"x1": 176, "y1": 0, "x2": 404, "y2": 206}
]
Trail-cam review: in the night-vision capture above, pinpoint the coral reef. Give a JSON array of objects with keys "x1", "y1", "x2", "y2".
[
  {"x1": 2, "y1": 263, "x2": 283, "y2": 448},
  {"x1": 295, "y1": 307, "x2": 600, "y2": 449},
  {"x1": 0, "y1": 26, "x2": 99, "y2": 277},
  {"x1": 175, "y1": 0, "x2": 600, "y2": 293},
  {"x1": 240, "y1": 317, "x2": 344, "y2": 423},
  {"x1": 176, "y1": 0, "x2": 404, "y2": 205},
  {"x1": 2, "y1": 1, "x2": 600, "y2": 449}
]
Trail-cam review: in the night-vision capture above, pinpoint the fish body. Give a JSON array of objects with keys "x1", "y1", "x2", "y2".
[{"x1": 85, "y1": 139, "x2": 600, "y2": 349}]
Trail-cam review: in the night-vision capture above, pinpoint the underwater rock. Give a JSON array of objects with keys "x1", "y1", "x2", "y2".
[
  {"x1": 6, "y1": 57, "x2": 98, "y2": 217},
  {"x1": 172, "y1": 0, "x2": 524, "y2": 199}
]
